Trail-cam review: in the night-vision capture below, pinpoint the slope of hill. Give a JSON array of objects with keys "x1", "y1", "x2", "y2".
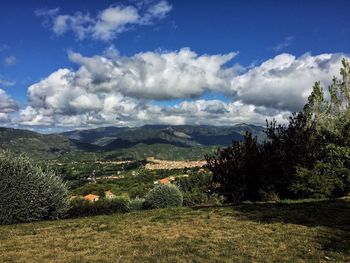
[
  {"x1": 0, "y1": 198, "x2": 349, "y2": 262},
  {"x1": 61, "y1": 124, "x2": 266, "y2": 150},
  {"x1": 0, "y1": 124, "x2": 265, "y2": 160},
  {"x1": 0, "y1": 127, "x2": 75, "y2": 159}
]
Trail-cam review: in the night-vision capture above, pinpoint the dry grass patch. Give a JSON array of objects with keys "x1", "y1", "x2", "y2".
[{"x1": 0, "y1": 198, "x2": 349, "y2": 263}]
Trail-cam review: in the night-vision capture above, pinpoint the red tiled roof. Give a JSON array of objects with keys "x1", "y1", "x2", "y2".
[
  {"x1": 159, "y1": 178, "x2": 170, "y2": 184},
  {"x1": 84, "y1": 194, "x2": 99, "y2": 201}
]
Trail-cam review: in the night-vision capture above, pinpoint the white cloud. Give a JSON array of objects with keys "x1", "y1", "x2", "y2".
[
  {"x1": 272, "y1": 36, "x2": 294, "y2": 52},
  {"x1": 140, "y1": 0, "x2": 172, "y2": 25},
  {"x1": 92, "y1": 6, "x2": 140, "y2": 41},
  {"x1": 36, "y1": 1, "x2": 172, "y2": 41},
  {"x1": 18, "y1": 49, "x2": 349, "y2": 129},
  {"x1": 148, "y1": 1, "x2": 172, "y2": 18},
  {"x1": 0, "y1": 89, "x2": 19, "y2": 122},
  {"x1": 68, "y1": 47, "x2": 237, "y2": 100},
  {"x1": 0, "y1": 77, "x2": 15, "y2": 87},
  {"x1": 230, "y1": 53, "x2": 348, "y2": 111},
  {"x1": 4, "y1": 56, "x2": 16, "y2": 65},
  {"x1": 20, "y1": 47, "x2": 237, "y2": 127},
  {"x1": 53, "y1": 13, "x2": 93, "y2": 40}
]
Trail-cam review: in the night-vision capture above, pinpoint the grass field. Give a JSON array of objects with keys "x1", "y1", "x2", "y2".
[{"x1": 0, "y1": 198, "x2": 349, "y2": 263}]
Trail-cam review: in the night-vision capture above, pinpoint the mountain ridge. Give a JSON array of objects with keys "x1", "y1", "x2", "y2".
[{"x1": 0, "y1": 124, "x2": 266, "y2": 160}]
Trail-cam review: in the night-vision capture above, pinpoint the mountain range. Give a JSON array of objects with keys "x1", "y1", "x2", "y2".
[{"x1": 0, "y1": 124, "x2": 265, "y2": 160}]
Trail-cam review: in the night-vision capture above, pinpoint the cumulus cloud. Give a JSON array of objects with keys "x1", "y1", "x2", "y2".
[
  {"x1": 18, "y1": 49, "x2": 349, "y2": 129},
  {"x1": 230, "y1": 53, "x2": 348, "y2": 111},
  {"x1": 20, "y1": 48, "x2": 237, "y2": 127},
  {"x1": 68, "y1": 48, "x2": 236, "y2": 99},
  {"x1": 0, "y1": 89, "x2": 19, "y2": 122},
  {"x1": 151, "y1": 100, "x2": 289, "y2": 126},
  {"x1": 36, "y1": 1, "x2": 172, "y2": 41}
]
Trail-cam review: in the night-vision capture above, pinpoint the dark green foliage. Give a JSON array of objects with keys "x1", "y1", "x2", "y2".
[
  {"x1": 144, "y1": 184, "x2": 183, "y2": 209},
  {"x1": 129, "y1": 197, "x2": 145, "y2": 211},
  {"x1": 0, "y1": 151, "x2": 69, "y2": 224},
  {"x1": 258, "y1": 190, "x2": 280, "y2": 202},
  {"x1": 206, "y1": 132, "x2": 269, "y2": 202},
  {"x1": 175, "y1": 172, "x2": 223, "y2": 206},
  {"x1": 176, "y1": 173, "x2": 212, "y2": 193},
  {"x1": 291, "y1": 144, "x2": 350, "y2": 198},
  {"x1": 206, "y1": 60, "x2": 350, "y2": 202},
  {"x1": 68, "y1": 196, "x2": 130, "y2": 217},
  {"x1": 206, "y1": 112, "x2": 338, "y2": 202},
  {"x1": 264, "y1": 113, "x2": 326, "y2": 197}
]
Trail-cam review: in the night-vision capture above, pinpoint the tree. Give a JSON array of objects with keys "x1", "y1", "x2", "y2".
[
  {"x1": 206, "y1": 59, "x2": 350, "y2": 202},
  {"x1": 206, "y1": 133, "x2": 268, "y2": 202},
  {"x1": 303, "y1": 81, "x2": 326, "y2": 121}
]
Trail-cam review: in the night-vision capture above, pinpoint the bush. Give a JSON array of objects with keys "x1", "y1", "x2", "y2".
[
  {"x1": 258, "y1": 190, "x2": 280, "y2": 202},
  {"x1": 129, "y1": 197, "x2": 145, "y2": 211},
  {"x1": 68, "y1": 196, "x2": 130, "y2": 218},
  {"x1": 0, "y1": 151, "x2": 69, "y2": 224},
  {"x1": 182, "y1": 191, "x2": 209, "y2": 206},
  {"x1": 175, "y1": 173, "x2": 224, "y2": 206},
  {"x1": 176, "y1": 173, "x2": 212, "y2": 193},
  {"x1": 144, "y1": 184, "x2": 183, "y2": 209}
]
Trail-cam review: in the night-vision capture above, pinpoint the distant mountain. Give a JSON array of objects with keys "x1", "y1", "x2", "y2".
[
  {"x1": 0, "y1": 124, "x2": 265, "y2": 160},
  {"x1": 0, "y1": 127, "x2": 75, "y2": 159},
  {"x1": 61, "y1": 124, "x2": 266, "y2": 150}
]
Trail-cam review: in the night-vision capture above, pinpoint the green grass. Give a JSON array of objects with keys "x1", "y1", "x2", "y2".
[{"x1": 0, "y1": 198, "x2": 349, "y2": 262}]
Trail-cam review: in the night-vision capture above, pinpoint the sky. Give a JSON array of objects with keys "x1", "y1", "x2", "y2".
[{"x1": 0, "y1": 0, "x2": 350, "y2": 132}]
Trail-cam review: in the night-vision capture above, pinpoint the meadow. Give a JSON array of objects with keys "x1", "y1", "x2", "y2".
[{"x1": 0, "y1": 198, "x2": 349, "y2": 263}]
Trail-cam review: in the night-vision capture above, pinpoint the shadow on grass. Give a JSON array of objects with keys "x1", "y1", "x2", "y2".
[
  {"x1": 231, "y1": 199, "x2": 350, "y2": 230},
  {"x1": 230, "y1": 198, "x2": 350, "y2": 255}
]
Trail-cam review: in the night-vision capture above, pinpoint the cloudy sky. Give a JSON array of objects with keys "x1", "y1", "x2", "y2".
[{"x1": 1, "y1": 0, "x2": 350, "y2": 131}]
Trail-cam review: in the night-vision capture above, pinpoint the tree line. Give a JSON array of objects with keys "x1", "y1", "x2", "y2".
[{"x1": 206, "y1": 59, "x2": 350, "y2": 202}]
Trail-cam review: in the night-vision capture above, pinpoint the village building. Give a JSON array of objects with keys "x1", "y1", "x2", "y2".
[
  {"x1": 84, "y1": 194, "x2": 100, "y2": 202},
  {"x1": 104, "y1": 190, "x2": 116, "y2": 199},
  {"x1": 159, "y1": 178, "x2": 170, "y2": 184}
]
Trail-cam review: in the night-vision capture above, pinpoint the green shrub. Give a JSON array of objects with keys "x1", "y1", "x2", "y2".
[
  {"x1": 130, "y1": 197, "x2": 145, "y2": 211},
  {"x1": 144, "y1": 184, "x2": 183, "y2": 209},
  {"x1": 258, "y1": 190, "x2": 280, "y2": 202},
  {"x1": 182, "y1": 191, "x2": 209, "y2": 206},
  {"x1": 175, "y1": 173, "x2": 225, "y2": 206},
  {"x1": 68, "y1": 196, "x2": 130, "y2": 218},
  {"x1": 291, "y1": 144, "x2": 350, "y2": 199},
  {"x1": 291, "y1": 163, "x2": 350, "y2": 199},
  {"x1": 0, "y1": 151, "x2": 69, "y2": 224},
  {"x1": 176, "y1": 173, "x2": 212, "y2": 193}
]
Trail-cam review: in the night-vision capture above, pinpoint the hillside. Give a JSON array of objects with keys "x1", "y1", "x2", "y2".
[
  {"x1": 0, "y1": 127, "x2": 75, "y2": 159},
  {"x1": 0, "y1": 198, "x2": 349, "y2": 262},
  {"x1": 61, "y1": 124, "x2": 266, "y2": 149},
  {"x1": 0, "y1": 124, "x2": 265, "y2": 160}
]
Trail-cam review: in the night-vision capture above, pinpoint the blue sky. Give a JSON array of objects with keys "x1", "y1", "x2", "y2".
[{"x1": 0, "y1": 0, "x2": 350, "y2": 130}]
